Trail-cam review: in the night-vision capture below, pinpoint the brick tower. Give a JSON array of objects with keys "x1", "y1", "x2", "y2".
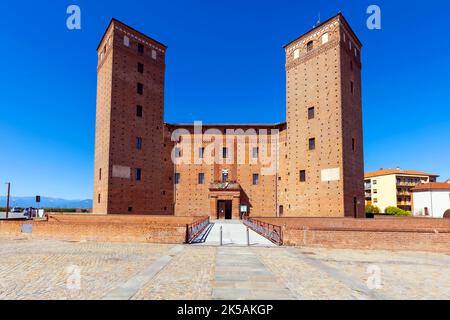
[
  {"x1": 282, "y1": 14, "x2": 365, "y2": 217},
  {"x1": 93, "y1": 19, "x2": 173, "y2": 215}
]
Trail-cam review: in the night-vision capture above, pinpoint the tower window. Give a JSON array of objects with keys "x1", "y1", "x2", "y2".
[
  {"x1": 175, "y1": 147, "x2": 181, "y2": 158},
  {"x1": 136, "y1": 137, "x2": 142, "y2": 150},
  {"x1": 135, "y1": 168, "x2": 142, "y2": 181},
  {"x1": 123, "y1": 36, "x2": 130, "y2": 47},
  {"x1": 253, "y1": 174, "x2": 260, "y2": 186},
  {"x1": 136, "y1": 105, "x2": 143, "y2": 118},
  {"x1": 138, "y1": 63, "x2": 144, "y2": 73},
  {"x1": 152, "y1": 50, "x2": 157, "y2": 60},
  {"x1": 99, "y1": 168, "x2": 102, "y2": 181},
  {"x1": 198, "y1": 173, "x2": 205, "y2": 185},
  {"x1": 223, "y1": 147, "x2": 228, "y2": 159},
  {"x1": 293, "y1": 49, "x2": 300, "y2": 59},
  {"x1": 352, "y1": 138, "x2": 356, "y2": 151},
  {"x1": 308, "y1": 107, "x2": 315, "y2": 120},
  {"x1": 307, "y1": 41, "x2": 314, "y2": 52},
  {"x1": 309, "y1": 138, "x2": 316, "y2": 150},
  {"x1": 322, "y1": 33, "x2": 329, "y2": 44},
  {"x1": 199, "y1": 147, "x2": 205, "y2": 159},
  {"x1": 175, "y1": 173, "x2": 181, "y2": 185},
  {"x1": 137, "y1": 83, "x2": 144, "y2": 95},
  {"x1": 300, "y1": 170, "x2": 306, "y2": 182},
  {"x1": 138, "y1": 43, "x2": 144, "y2": 54},
  {"x1": 128, "y1": 207, "x2": 133, "y2": 212},
  {"x1": 252, "y1": 147, "x2": 259, "y2": 159},
  {"x1": 98, "y1": 194, "x2": 101, "y2": 204}
]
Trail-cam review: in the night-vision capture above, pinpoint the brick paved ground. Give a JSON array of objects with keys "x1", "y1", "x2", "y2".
[{"x1": 0, "y1": 238, "x2": 449, "y2": 300}]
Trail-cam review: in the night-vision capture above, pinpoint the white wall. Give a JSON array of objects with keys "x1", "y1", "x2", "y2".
[{"x1": 413, "y1": 191, "x2": 450, "y2": 218}]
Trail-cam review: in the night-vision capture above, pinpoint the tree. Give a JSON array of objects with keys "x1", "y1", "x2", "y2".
[
  {"x1": 365, "y1": 205, "x2": 380, "y2": 214},
  {"x1": 385, "y1": 206, "x2": 411, "y2": 217}
]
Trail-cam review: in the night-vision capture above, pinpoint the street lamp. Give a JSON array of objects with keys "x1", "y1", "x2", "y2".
[{"x1": 5, "y1": 182, "x2": 11, "y2": 220}]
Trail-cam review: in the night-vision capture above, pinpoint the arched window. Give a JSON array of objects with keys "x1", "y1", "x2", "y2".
[
  {"x1": 322, "y1": 33, "x2": 329, "y2": 44},
  {"x1": 307, "y1": 41, "x2": 314, "y2": 52},
  {"x1": 293, "y1": 49, "x2": 300, "y2": 59}
]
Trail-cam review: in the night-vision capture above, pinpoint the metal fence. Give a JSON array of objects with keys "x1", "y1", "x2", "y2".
[
  {"x1": 243, "y1": 217, "x2": 283, "y2": 246},
  {"x1": 186, "y1": 217, "x2": 210, "y2": 244}
]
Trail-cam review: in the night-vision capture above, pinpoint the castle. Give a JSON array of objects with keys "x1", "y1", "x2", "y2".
[{"x1": 93, "y1": 13, "x2": 365, "y2": 219}]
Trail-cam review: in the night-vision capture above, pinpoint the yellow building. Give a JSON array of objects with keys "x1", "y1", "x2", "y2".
[{"x1": 364, "y1": 169, "x2": 439, "y2": 212}]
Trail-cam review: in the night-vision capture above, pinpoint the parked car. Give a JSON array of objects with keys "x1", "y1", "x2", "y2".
[{"x1": 10, "y1": 208, "x2": 23, "y2": 213}]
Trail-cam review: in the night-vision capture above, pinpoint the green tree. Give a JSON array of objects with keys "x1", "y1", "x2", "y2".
[
  {"x1": 385, "y1": 206, "x2": 411, "y2": 217},
  {"x1": 365, "y1": 204, "x2": 380, "y2": 214}
]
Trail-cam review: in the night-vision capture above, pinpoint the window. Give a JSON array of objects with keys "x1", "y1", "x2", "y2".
[
  {"x1": 373, "y1": 180, "x2": 377, "y2": 185},
  {"x1": 223, "y1": 147, "x2": 228, "y2": 159},
  {"x1": 152, "y1": 50, "x2": 157, "y2": 60},
  {"x1": 199, "y1": 147, "x2": 205, "y2": 159},
  {"x1": 352, "y1": 138, "x2": 356, "y2": 151},
  {"x1": 222, "y1": 171, "x2": 229, "y2": 183},
  {"x1": 98, "y1": 194, "x2": 101, "y2": 204},
  {"x1": 308, "y1": 107, "x2": 315, "y2": 120},
  {"x1": 128, "y1": 207, "x2": 133, "y2": 212},
  {"x1": 350, "y1": 81, "x2": 354, "y2": 95},
  {"x1": 135, "y1": 168, "x2": 142, "y2": 181},
  {"x1": 279, "y1": 205, "x2": 284, "y2": 217},
  {"x1": 175, "y1": 173, "x2": 180, "y2": 185},
  {"x1": 136, "y1": 137, "x2": 142, "y2": 150},
  {"x1": 138, "y1": 63, "x2": 144, "y2": 73},
  {"x1": 373, "y1": 189, "x2": 378, "y2": 194},
  {"x1": 198, "y1": 173, "x2": 205, "y2": 185},
  {"x1": 300, "y1": 170, "x2": 306, "y2": 182},
  {"x1": 309, "y1": 138, "x2": 316, "y2": 150},
  {"x1": 136, "y1": 105, "x2": 143, "y2": 118},
  {"x1": 322, "y1": 33, "x2": 329, "y2": 44},
  {"x1": 253, "y1": 174, "x2": 259, "y2": 185},
  {"x1": 99, "y1": 168, "x2": 102, "y2": 181},
  {"x1": 175, "y1": 147, "x2": 181, "y2": 158},
  {"x1": 252, "y1": 147, "x2": 259, "y2": 159},
  {"x1": 124, "y1": 36, "x2": 130, "y2": 47},
  {"x1": 293, "y1": 49, "x2": 300, "y2": 59},
  {"x1": 307, "y1": 41, "x2": 314, "y2": 52},
  {"x1": 138, "y1": 43, "x2": 144, "y2": 54},
  {"x1": 137, "y1": 83, "x2": 144, "y2": 95},
  {"x1": 373, "y1": 198, "x2": 378, "y2": 204}
]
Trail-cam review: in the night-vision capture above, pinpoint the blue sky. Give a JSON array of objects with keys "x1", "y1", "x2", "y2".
[{"x1": 0, "y1": 0, "x2": 449, "y2": 200}]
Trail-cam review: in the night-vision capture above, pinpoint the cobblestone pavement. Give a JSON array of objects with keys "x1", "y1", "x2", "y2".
[{"x1": 0, "y1": 238, "x2": 449, "y2": 300}]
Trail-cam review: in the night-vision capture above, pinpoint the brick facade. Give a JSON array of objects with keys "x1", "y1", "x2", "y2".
[{"x1": 93, "y1": 14, "x2": 365, "y2": 220}]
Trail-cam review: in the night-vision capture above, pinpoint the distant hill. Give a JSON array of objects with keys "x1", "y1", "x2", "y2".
[{"x1": 0, "y1": 196, "x2": 92, "y2": 209}]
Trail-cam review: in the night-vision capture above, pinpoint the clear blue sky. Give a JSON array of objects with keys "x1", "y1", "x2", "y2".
[{"x1": 1, "y1": 0, "x2": 449, "y2": 200}]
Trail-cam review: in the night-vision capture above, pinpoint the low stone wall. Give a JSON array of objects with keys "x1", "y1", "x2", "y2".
[
  {"x1": 0, "y1": 215, "x2": 207, "y2": 244},
  {"x1": 252, "y1": 217, "x2": 450, "y2": 253}
]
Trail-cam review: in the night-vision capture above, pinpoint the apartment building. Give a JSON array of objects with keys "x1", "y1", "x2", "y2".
[{"x1": 364, "y1": 169, "x2": 439, "y2": 212}]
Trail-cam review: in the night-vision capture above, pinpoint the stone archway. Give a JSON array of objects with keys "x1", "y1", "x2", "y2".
[{"x1": 444, "y1": 209, "x2": 450, "y2": 219}]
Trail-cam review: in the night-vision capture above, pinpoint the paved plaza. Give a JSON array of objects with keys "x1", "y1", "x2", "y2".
[{"x1": 0, "y1": 235, "x2": 449, "y2": 300}]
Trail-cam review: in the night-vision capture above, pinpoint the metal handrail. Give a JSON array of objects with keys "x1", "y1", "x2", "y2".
[
  {"x1": 243, "y1": 217, "x2": 283, "y2": 246},
  {"x1": 186, "y1": 217, "x2": 210, "y2": 244}
]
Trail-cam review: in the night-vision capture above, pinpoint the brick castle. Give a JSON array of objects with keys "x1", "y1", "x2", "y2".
[{"x1": 93, "y1": 13, "x2": 365, "y2": 219}]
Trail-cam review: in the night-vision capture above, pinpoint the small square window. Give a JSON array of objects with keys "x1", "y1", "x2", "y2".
[
  {"x1": 137, "y1": 83, "x2": 144, "y2": 95},
  {"x1": 253, "y1": 174, "x2": 259, "y2": 186},
  {"x1": 135, "y1": 168, "x2": 142, "y2": 181},
  {"x1": 175, "y1": 147, "x2": 181, "y2": 158},
  {"x1": 307, "y1": 41, "x2": 314, "y2": 52},
  {"x1": 128, "y1": 207, "x2": 133, "y2": 212},
  {"x1": 293, "y1": 49, "x2": 300, "y2": 59},
  {"x1": 309, "y1": 138, "x2": 316, "y2": 150},
  {"x1": 308, "y1": 107, "x2": 315, "y2": 120},
  {"x1": 136, "y1": 137, "x2": 142, "y2": 150},
  {"x1": 138, "y1": 63, "x2": 144, "y2": 73},
  {"x1": 136, "y1": 105, "x2": 143, "y2": 118},
  {"x1": 138, "y1": 43, "x2": 144, "y2": 54},
  {"x1": 252, "y1": 147, "x2": 259, "y2": 159},
  {"x1": 300, "y1": 170, "x2": 306, "y2": 182},
  {"x1": 124, "y1": 36, "x2": 130, "y2": 47},
  {"x1": 223, "y1": 148, "x2": 228, "y2": 159},
  {"x1": 198, "y1": 173, "x2": 205, "y2": 185}
]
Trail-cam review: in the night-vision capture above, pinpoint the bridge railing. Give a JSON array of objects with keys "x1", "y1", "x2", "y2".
[
  {"x1": 243, "y1": 217, "x2": 283, "y2": 246},
  {"x1": 186, "y1": 217, "x2": 210, "y2": 244}
]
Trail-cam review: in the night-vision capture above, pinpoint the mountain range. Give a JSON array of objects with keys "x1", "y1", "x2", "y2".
[{"x1": 0, "y1": 196, "x2": 92, "y2": 209}]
